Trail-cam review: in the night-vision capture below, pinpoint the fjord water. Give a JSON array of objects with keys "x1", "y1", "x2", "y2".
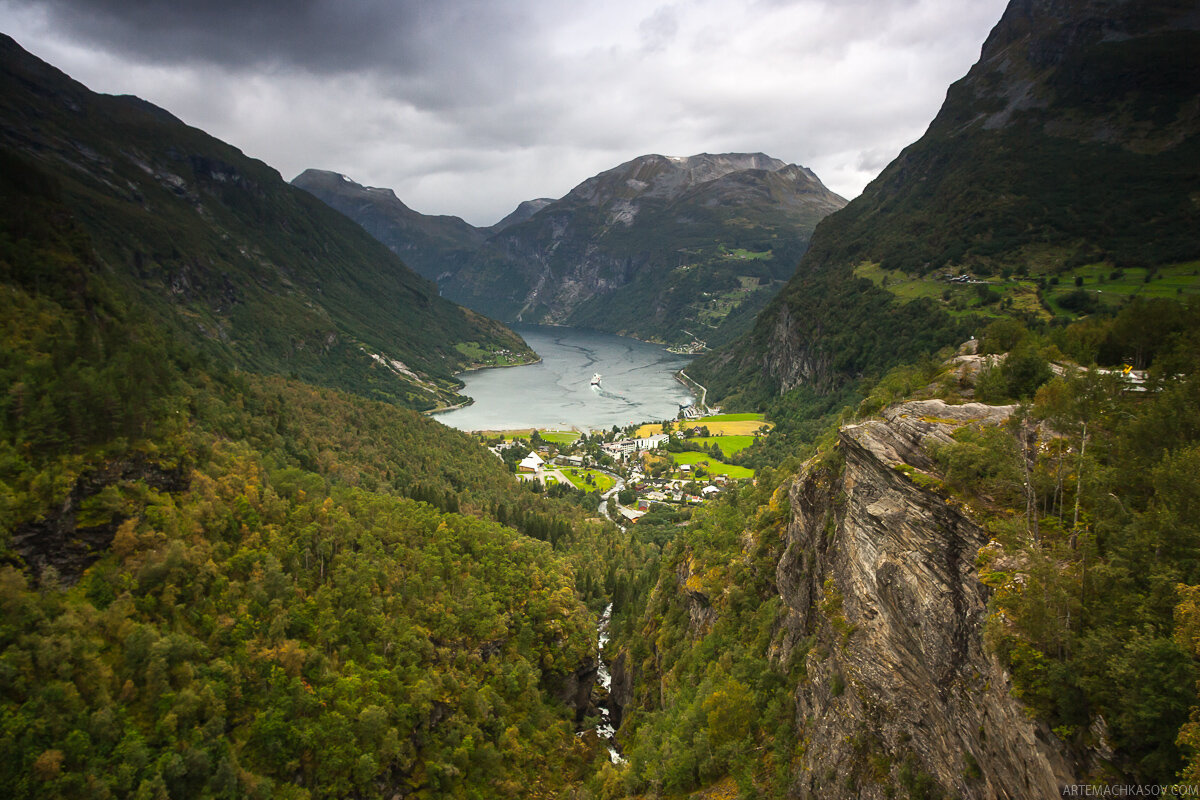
[{"x1": 434, "y1": 325, "x2": 694, "y2": 431}]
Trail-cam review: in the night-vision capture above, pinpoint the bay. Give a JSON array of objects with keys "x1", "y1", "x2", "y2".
[{"x1": 434, "y1": 325, "x2": 694, "y2": 432}]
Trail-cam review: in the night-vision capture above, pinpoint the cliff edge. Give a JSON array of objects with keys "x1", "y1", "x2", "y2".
[{"x1": 775, "y1": 398, "x2": 1085, "y2": 797}]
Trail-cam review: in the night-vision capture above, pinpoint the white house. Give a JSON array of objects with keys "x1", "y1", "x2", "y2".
[{"x1": 519, "y1": 451, "x2": 544, "y2": 472}]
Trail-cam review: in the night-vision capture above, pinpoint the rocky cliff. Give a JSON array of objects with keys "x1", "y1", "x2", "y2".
[
  {"x1": 773, "y1": 398, "x2": 1089, "y2": 798},
  {"x1": 605, "y1": 390, "x2": 1108, "y2": 796}
]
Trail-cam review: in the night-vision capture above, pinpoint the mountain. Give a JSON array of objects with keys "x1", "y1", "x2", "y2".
[
  {"x1": 0, "y1": 35, "x2": 534, "y2": 412},
  {"x1": 486, "y1": 197, "x2": 555, "y2": 234},
  {"x1": 295, "y1": 153, "x2": 846, "y2": 347},
  {"x1": 691, "y1": 0, "x2": 1200, "y2": 408},
  {"x1": 290, "y1": 168, "x2": 489, "y2": 285},
  {"x1": 0, "y1": 34, "x2": 615, "y2": 798}
]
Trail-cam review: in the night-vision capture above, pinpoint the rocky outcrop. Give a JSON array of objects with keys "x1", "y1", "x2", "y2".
[
  {"x1": 543, "y1": 657, "x2": 600, "y2": 724},
  {"x1": 762, "y1": 303, "x2": 836, "y2": 395},
  {"x1": 9, "y1": 456, "x2": 190, "y2": 586},
  {"x1": 605, "y1": 649, "x2": 636, "y2": 730},
  {"x1": 775, "y1": 399, "x2": 1078, "y2": 799}
]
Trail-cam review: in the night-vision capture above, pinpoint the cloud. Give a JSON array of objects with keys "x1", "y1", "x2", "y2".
[{"x1": 0, "y1": 0, "x2": 1010, "y2": 225}]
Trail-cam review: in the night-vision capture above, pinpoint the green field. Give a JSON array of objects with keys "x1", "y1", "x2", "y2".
[
  {"x1": 669, "y1": 451, "x2": 754, "y2": 479},
  {"x1": 453, "y1": 341, "x2": 527, "y2": 366},
  {"x1": 495, "y1": 429, "x2": 580, "y2": 444},
  {"x1": 722, "y1": 246, "x2": 773, "y2": 261},
  {"x1": 559, "y1": 467, "x2": 615, "y2": 493},
  {"x1": 1042, "y1": 262, "x2": 1200, "y2": 313},
  {"x1": 856, "y1": 259, "x2": 1200, "y2": 321},
  {"x1": 684, "y1": 435, "x2": 756, "y2": 455},
  {"x1": 698, "y1": 413, "x2": 765, "y2": 422},
  {"x1": 539, "y1": 431, "x2": 581, "y2": 444}
]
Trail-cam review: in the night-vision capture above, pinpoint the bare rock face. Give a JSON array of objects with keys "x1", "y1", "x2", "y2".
[
  {"x1": 776, "y1": 399, "x2": 1077, "y2": 799},
  {"x1": 544, "y1": 657, "x2": 600, "y2": 724}
]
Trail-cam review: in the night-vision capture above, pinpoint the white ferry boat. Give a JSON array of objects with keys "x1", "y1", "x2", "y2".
[{"x1": 590, "y1": 373, "x2": 602, "y2": 386}]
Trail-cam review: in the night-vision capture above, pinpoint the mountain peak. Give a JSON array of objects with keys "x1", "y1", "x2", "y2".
[{"x1": 564, "y1": 151, "x2": 828, "y2": 211}]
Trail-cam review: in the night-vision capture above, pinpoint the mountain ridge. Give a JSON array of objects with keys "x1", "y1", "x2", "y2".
[
  {"x1": 295, "y1": 151, "x2": 847, "y2": 347},
  {"x1": 690, "y1": 0, "x2": 1200, "y2": 408}
]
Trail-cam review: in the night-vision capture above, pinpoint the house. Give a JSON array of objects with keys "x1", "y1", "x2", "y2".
[
  {"x1": 518, "y1": 451, "x2": 544, "y2": 472},
  {"x1": 559, "y1": 455, "x2": 584, "y2": 467},
  {"x1": 702, "y1": 485, "x2": 720, "y2": 496}
]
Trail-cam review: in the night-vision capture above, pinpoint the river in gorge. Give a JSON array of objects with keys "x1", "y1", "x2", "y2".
[{"x1": 433, "y1": 325, "x2": 695, "y2": 432}]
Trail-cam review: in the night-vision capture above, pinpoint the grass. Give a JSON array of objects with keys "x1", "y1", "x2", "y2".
[
  {"x1": 453, "y1": 341, "x2": 524, "y2": 366},
  {"x1": 559, "y1": 467, "x2": 615, "y2": 493},
  {"x1": 722, "y1": 246, "x2": 773, "y2": 261},
  {"x1": 684, "y1": 435, "x2": 755, "y2": 455},
  {"x1": 669, "y1": 451, "x2": 754, "y2": 479},
  {"x1": 854, "y1": 261, "x2": 946, "y2": 303},
  {"x1": 856, "y1": 259, "x2": 1200, "y2": 322},
  {"x1": 1043, "y1": 262, "x2": 1200, "y2": 311},
  {"x1": 485, "y1": 429, "x2": 581, "y2": 443},
  {"x1": 539, "y1": 431, "x2": 581, "y2": 444}
]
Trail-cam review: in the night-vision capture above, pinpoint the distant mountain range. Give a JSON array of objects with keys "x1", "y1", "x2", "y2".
[
  {"x1": 294, "y1": 152, "x2": 846, "y2": 348},
  {"x1": 691, "y1": 0, "x2": 1200, "y2": 406},
  {"x1": 0, "y1": 34, "x2": 533, "y2": 411}
]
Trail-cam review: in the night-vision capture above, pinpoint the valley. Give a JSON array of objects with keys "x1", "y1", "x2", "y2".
[{"x1": 3, "y1": 0, "x2": 1200, "y2": 798}]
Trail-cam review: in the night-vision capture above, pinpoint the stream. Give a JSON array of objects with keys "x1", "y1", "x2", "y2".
[{"x1": 595, "y1": 603, "x2": 626, "y2": 764}]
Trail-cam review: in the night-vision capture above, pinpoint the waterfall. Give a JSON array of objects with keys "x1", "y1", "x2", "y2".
[{"x1": 595, "y1": 602, "x2": 626, "y2": 764}]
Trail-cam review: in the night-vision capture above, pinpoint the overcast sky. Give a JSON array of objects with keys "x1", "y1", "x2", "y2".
[{"x1": 1, "y1": 0, "x2": 1009, "y2": 226}]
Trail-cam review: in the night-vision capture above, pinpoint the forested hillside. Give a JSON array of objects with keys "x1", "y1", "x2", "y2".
[
  {"x1": 0, "y1": 34, "x2": 639, "y2": 799},
  {"x1": 6, "y1": 0, "x2": 1200, "y2": 796},
  {"x1": 692, "y1": 0, "x2": 1200, "y2": 413},
  {"x1": 0, "y1": 35, "x2": 533, "y2": 412},
  {"x1": 595, "y1": 301, "x2": 1200, "y2": 797}
]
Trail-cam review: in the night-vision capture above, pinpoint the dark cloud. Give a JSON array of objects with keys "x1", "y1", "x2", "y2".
[
  {"x1": 1, "y1": 0, "x2": 1011, "y2": 225},
  {"x1": 14, "y1": 0, "x2": 507, "y2": 74}
]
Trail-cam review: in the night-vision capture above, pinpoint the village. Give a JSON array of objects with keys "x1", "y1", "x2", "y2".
[{"x1": 481, "y1": 413, "x2": 769, "y2": 525}]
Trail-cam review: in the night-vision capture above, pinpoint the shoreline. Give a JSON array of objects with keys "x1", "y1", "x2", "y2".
[
  {"x1": 674, "y1": 370, "x2": 706, "y2": 410},
  {"x1": 426, "y1": 354, "x2": 544, "y2": 416},
  {"x1": 456, "y1": 353, "x2": 544, "y2": 377},
  {"x1": 425, "y1": 397, "x2": 474, "y2": 415},
  {"x1": 510, "y1": 320, "x2": 703, "y2": 354},
  {"x1": 432, "y1": 324, "x2": 698, "y2": 427}
]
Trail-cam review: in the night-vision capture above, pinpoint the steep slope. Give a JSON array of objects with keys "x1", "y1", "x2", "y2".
[
  {"x1": 0, "y1": 35, "x2": 533, "y2": 411},
  {"x1": 771, "y1": 400, "x2": 1080, "y2": 798},
  {"x1": 291, "y1": 169, "x2": 489, "y2": 284},
  {"x1": 693, "y1": 0, "x2": 1200, "y2": 407},
  {"x1": 297, "y1": 153, "x2": 846, "y2": 347},
  {"x1": 487, "y1": 197, "x2": 555, "y2": 234},
  {"x1": 0, "y1": 36, "x2": 618, "y2": 799},
  {"x1": 600, "y1": 392, "x2": 1089, "y2": 799}
]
